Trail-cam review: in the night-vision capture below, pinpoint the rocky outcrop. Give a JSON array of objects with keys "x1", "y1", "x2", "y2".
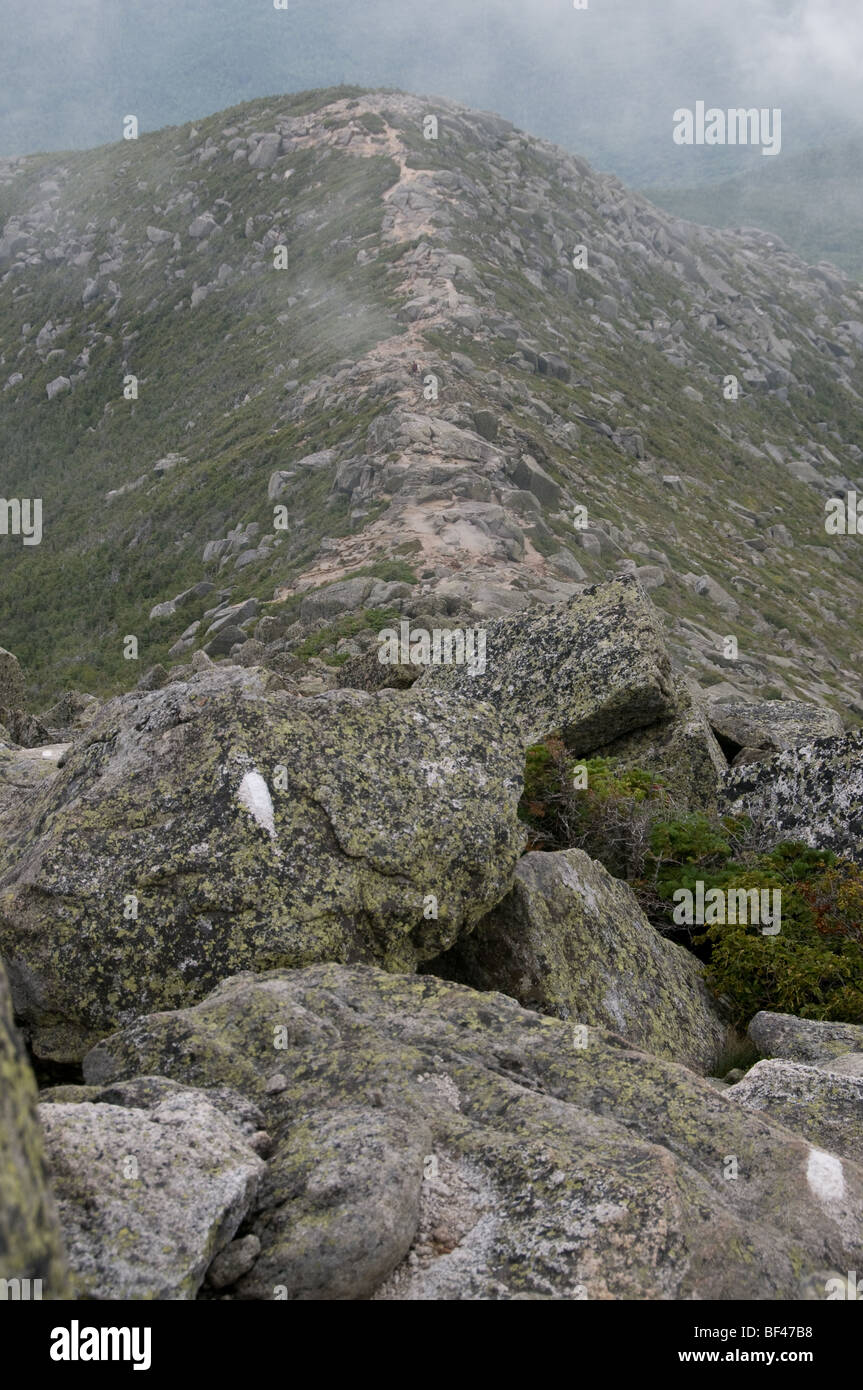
[
  {"x1": 728, "y1": 1060, "x2": 863, "y2": 1166},
  {"x1": 0, "y1": 958, "x2": 69, "y2": 1297},
  {"x1": 82, "y1": 964, "x2": 863, "y2": 1301},
  {"x1": 418, "y1": 576, "x2": 674, "y2": 752},
  {"x1": 38, "y1": 1078, "x2": 265, "y2": 1299},
  {"x1": 723, "y1": 731, "x2": 863, "y2": 862},
  {"x1": 593, "y1": 676, "x2": 727, "y2": 812},
  {"x1": 0, "y1": 708, "x2": 51, "y2": 749},
  {"x1": 748, "y1": 1010, "x2": 863, "y2": 1068},
  {"x1": 4, "y1": 90, "x2": 863, "y2": 721},
  {"x1": 298, "y1": 576, "x2": 376, "y2": 623},
  {"x1": 0, "y1": 650, "x2": 56, "y2": 748},
  {"x1": 0, "y1": 741, "x2": 67, "y2": 839},
  {"x1": 428, "y1": 848, "x2": 730, "y2": 1073},
  {"x1": 709, "y1": 699, "x2": 845, "y2": 767},
  {"x1": 3, "y1": 87, "x2": 863, "y2": 1307},
  {"x1": 0, "y1": 666, "x2": 524, "y2": 1060},
  {"x1": 40, "y1": 689, "x2": 100, "y2": 742},
  {"x1": 335, "y1": 647, "x2": 419, "y2": 692}
]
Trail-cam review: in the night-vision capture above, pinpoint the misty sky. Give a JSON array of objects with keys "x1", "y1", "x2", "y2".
[{"x1": 0, "y1": 0, "x2": 861, "y2": 184}]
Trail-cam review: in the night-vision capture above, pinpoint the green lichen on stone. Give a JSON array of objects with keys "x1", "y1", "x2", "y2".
[
  {"x1": 428, "y1": 847, "x2": 731, "y2": 1073},
  {"x1": 81, "y1": 963, "x2": 863, "y2": 1301},
  {"x1": 417, "y1": 575, "x2": 675, "y2": 752},
  {"x1": 0, "y1": 669, "x2": 525, "y2": 1060},
  {"x1": 0, "y1": 957, "x2": 70, "y2": 1295}
]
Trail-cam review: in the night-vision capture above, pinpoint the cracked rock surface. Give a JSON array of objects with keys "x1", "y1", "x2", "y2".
[{"x1": 82, "y1": 963, "x2": 863, "y2": 1302}]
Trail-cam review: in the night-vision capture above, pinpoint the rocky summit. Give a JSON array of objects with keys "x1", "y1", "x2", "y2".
[{"x1": 1, "y1": 86, "x2": 862, "y2": 1306}]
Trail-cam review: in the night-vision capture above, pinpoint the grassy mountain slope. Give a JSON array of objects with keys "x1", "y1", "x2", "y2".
[{"x1": 0, "y1": 87, "x2": 862, "y2": 723}]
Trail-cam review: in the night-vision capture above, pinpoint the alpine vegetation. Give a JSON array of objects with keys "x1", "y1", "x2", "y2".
[
  {"x1": 0, "y1": 6, "x2": 862, "y2": 1326},
  {"x1": 672, "y1": 882, "x2": 782, "y2": 935}
]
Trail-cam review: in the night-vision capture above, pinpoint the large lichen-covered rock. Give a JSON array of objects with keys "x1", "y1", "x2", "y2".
[
  {"x1": 84, "y1": 964, "x2": 863, "y2": 1301},
  {"x1": 38, "y1": 1078, "x2": 264, "y2": 1299},
  {"x1": 723, "y1": 731, "x2": 863, "y2": 863},
  {"x1": 728, "y1": 1060, "x2": 863, "y2": 1166},
  {"x1": 708, "y1": 698, "x2": 845, "y2": 767},
  {"x1": 417, "y1": 576, "x2": 675, "y2": 752},
  {"x1": 0, "y1": 647, "x2": 25, "y2": 709},
  {"x1": 749, "y1": 1011, "x2": 863, "y2": 1068},
  {"x1": 592, "y1": 677, "x2": 727, "y2": 812},
  {"x1": 0, "y1": 741, "x2": 67, "y2": 839},
  {"x1": 427, "y1": 848, "x2": 730, "y2": 1073},
  {"x1": 0, "y1": 666, "x2": 524, "y2": 1061},
  {"x1": 0, "y1": 957, "x2": 69, "y2": 1297}
]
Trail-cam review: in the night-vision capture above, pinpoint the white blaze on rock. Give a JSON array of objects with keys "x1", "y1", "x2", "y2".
[
  {"x1": 237, "y1": 770, "x2": 277, "y2": 839},
  {"x1": 806, "y1": 1147, "x2": 845, "y2": 1204}
]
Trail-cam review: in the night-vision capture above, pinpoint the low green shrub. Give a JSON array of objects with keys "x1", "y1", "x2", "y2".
[
  {"x1": 519, "y1": 739, "x2": 863, "y2": 1026},
  {"x1": 649, "y1": 834, "x2": 863, "y2": 1026},
  {"x1": 519, "y1": 741, "x2": 672, "y2": 879}
]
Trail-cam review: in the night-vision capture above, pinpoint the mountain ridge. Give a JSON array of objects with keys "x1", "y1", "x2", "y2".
[{"x1": 1, "y1": 86, "x2": 862, "y2": 720}]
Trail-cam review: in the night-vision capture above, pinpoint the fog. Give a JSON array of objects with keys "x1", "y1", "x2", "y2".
[{"x1": 1, "y1": 0, "x2": 861, "y2": 182}]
